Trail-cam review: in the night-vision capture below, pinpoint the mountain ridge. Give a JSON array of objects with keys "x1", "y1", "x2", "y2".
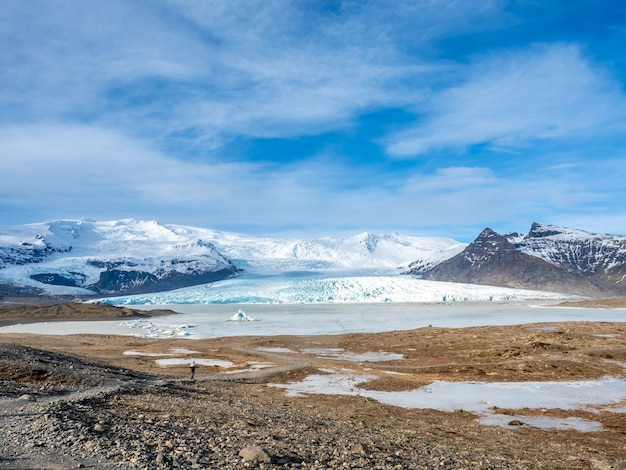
[
  {"x1": 412, "y1": 223, "x2": 626, "y2": 296},
  {"x1": 0, "y1": 219, "x2": 464, "y2": 298},
  {"x1": 1, "y1": 219, "x2": 625, "y2": 301}
]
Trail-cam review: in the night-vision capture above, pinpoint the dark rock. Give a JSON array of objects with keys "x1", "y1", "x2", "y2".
[
  {"x1": 508, "y1": 420, "x2": 525, "y2": 426},
  {"x1": 30, "y1": 273, "x2": 81, "y2": 287}
]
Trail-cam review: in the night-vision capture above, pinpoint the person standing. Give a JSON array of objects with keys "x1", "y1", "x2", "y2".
[{"x1": 190, "y1": 360, "x2": 196, "y2": 380}]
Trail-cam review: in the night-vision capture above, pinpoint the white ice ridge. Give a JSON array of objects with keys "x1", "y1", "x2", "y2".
[{"x1": 269, "y1": 370, "x2": 626, "y2": 431}]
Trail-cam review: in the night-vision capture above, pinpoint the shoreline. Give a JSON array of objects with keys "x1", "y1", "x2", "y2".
[{"x1": 1, "y1": 295, "x2": 624, "y2": 329}]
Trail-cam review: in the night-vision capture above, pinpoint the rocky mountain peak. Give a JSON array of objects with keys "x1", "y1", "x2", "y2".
[
  {"x1": 474, "y1": 227, "x2": 508, "y2": 245},
  {"x1": 510, "y1": 223, "x2": 626, "y2": 288},
  {"x1": 462, "y1": 228, "x2": 518, "y2": 262},
  {"x1": 527, "y1": 222, "x2": 564, "y2": 239}
]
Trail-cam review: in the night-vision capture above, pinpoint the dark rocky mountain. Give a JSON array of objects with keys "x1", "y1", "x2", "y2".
[
  {"x1": 410, "y1": 225, "x2": 626, "y2": 297},
  {"x1": 16, "y1": 253, "x2": 240, "y2": 298}
]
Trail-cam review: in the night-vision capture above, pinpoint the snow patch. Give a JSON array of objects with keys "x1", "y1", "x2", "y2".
[
  {"x1": 256, "y1": 347, "x2": 294, "y2": 353},
  {"x1": 269, "y1": 370, "x2": 626, "y2": 431},
  {"x1": 299, "y1": 348, "x2": 404, "y2": 362}
]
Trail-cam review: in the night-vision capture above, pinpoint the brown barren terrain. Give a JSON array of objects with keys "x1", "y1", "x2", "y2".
[
  {"x1": 0, "y1": 302, "x2": 178, "y2": 327},
  {"x1": 0, "y1": 303, "x2": 625, "y2": 469},
  {"x1": 558, "y1": 296, "x2": 626, "y2": 309}
]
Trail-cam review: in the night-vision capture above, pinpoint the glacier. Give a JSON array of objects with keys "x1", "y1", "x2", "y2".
[
  {"x1": 97, "y1": 272, "x2": 571, "y2": 305},
  {"x1": 1, "y1": 218, "x2": 482, "y2": 302}
]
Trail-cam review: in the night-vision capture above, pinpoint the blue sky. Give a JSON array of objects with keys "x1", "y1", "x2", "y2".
[{"x1": 1, "y1": 0, "x2": 626, "y2": 241}]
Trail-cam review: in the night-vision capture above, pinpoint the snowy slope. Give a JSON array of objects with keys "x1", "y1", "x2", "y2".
[
  {"x1": 508, "y1": 223, "x2": 626, "y2": 280},
  {"x1": 177, "y1": 229, "x2": 466, "y2": 274},
  {"x1": 0, "y1": 219, "x2": 238, "y2": 295}
]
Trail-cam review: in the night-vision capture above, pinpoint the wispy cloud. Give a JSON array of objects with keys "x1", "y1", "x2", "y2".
[
  {"x1": 386, "y1": 44, "x2": 626, "y2": 156},
  {"x1": 1, "y1": 122, "x2": 624, "y2": 238},
  {"x1": 0, "y1": 0, "x2": 505, "y2": 144}
]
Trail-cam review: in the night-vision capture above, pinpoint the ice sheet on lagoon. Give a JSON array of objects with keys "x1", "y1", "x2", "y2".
[
  {"x1": 119, "y1": 320, "x2": 194, "y2": 338},
  {"x1": 6, "y1": 301, "x2": 626, "y2": 340}
]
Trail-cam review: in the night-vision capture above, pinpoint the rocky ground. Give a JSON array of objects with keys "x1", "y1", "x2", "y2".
[{"x1": 0, "y1": 303, "x2": 625, "y2": 469}]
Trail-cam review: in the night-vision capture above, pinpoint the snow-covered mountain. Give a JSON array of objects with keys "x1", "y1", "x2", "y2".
[
  {"x1": 0, "y1": 219, "x2": 239, "y2": 296},
  {"x1": 193, "y1": 229, "x2": 465, "y2": 274},
  {"x1": 0, "y1": 219, "x2": 466, "y2": 299},
  {"x1": 508, "y1": 222, "x2": 626, "y2": 283},
  {"x1": 4, "y1": 218, "x2": 618, "y2": 303},
  {"x1": 412, "y1": 223, "x2": 626, "y2": 296}
]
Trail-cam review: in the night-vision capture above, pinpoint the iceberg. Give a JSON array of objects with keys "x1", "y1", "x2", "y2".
[{"x1": 228, "y1": 309, "x2": 257, "y2": 322}]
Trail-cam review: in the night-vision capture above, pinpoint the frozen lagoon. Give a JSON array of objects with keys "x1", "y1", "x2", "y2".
[{"x1": 1, "y1": 301, "x2": 624, "y2": 339}]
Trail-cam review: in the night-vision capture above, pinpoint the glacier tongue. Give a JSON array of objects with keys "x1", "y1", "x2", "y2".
[{"x1": 97, "y1": 273, "x2": 572, "y2": 305}]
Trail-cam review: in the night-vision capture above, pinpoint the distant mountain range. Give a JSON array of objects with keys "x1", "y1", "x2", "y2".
[
  {"x1": 1, "y1": 219, "x2": 624, "y2": 301},
  {"x1": 0, "y1": 219, "x2": 463, "y2": 299}
]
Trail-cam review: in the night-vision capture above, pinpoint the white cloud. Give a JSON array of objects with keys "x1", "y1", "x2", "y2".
[
  {"x1": 401, "y1": 167, "x2": 497, "y2": 193},
  {"x1": 0, "y1": 125, "x2": 250, "y2": 217},
  {"x1": 1, "y1": 123, "x2": 624, "y2": 237},
  {"x1": 0, "y1": 0, "x2": 507, "y2": 144},
  {"x1": 0, "y1": 125, "x2": 369, "y2": 228},
  {"x1": 386, "y1": 44, "x2": 626, "y2": 156}
]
